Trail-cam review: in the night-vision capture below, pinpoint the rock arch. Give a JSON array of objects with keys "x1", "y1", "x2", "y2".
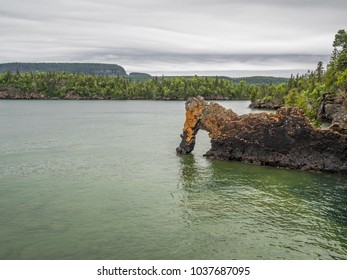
[{"x1": 177, "y1": 96, "x2": 347, "y2": 173}]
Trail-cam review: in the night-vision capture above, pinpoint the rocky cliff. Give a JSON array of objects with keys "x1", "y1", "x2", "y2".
[
  {"x1": 177, "y1": 96, "x2": 347, "y2": 173},
  {"x1": 317, "y1": 93, "x2": 347, "y2": 135}
]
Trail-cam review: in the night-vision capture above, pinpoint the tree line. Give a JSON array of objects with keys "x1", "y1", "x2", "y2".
[{"x1": 0, "y1": 71, "x2": 265, "y2": 100}]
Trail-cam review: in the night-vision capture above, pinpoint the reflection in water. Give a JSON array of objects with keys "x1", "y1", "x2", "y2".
[
  {"x1": 178, "y1": 154, "x2": 347, "y2": 259},
  {"x1": 178, "y1": 155, "x2": 238, "y2": 223}
]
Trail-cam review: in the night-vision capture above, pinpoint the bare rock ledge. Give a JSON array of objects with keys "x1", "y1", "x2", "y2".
[{"x1": 176, "y1": 96, "x2": 347, "y2": 173}]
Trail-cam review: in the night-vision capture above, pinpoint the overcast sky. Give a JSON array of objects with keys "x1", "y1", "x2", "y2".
[{"x1": 0, "y1": 0, "x2": 346, "y2": 77}]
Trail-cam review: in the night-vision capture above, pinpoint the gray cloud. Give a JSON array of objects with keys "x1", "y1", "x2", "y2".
[{"x1": 0, "y1": 0, "x2": 345, "y2": 76}]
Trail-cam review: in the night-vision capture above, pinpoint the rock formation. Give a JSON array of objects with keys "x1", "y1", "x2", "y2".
[
  {"x1": 317, "y1": 93, "x2": 347, "y2": 135},
  {"x1": 249, "y1": 99, "x2": 282, "y2": 110},
  {"x1": 177, "y1": 96, "x2": 347, "y2": 173}
]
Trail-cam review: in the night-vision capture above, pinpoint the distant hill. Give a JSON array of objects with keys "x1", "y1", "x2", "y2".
[
  {"x1": 0, "y1": 62, "x2": 127, "y2": 76},
  {"x1": 128, "y1": 72, "x2": 152, "y2": 81},
  {"x1": 0, "y1": 63, "x2": 288, "y2": 84}
]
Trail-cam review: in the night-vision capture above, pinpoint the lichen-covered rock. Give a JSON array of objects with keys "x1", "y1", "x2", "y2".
[{"x1": 177, "y1": 96, "x2": 347, "y2": 173}]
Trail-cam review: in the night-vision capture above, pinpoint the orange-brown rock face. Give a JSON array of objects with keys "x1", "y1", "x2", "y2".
[
  {"x1": 177, "y1": 96, "x2": 347, "y2": 173},
  {"x1": 176, "y1": 96, "x2": 205, "y2": 154}
]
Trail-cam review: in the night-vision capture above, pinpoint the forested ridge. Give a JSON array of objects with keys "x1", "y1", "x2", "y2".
[
  {"x1": 0, "y1": 62, "x2": 287, "y2": 84},
  {"x1": 0, "y1": 63, "x2": 127, "y2": 76}
]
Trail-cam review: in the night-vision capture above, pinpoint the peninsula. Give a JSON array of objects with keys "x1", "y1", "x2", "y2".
[{"x1": 176, "y1": 96, "x2": 347, "y2": 173}]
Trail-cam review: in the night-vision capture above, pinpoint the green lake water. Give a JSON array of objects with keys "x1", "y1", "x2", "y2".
[{"x1": 0, "y1": 100, "x2": 347, "y2": 259}]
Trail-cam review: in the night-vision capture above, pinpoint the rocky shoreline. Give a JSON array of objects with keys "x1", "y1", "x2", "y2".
[
  {"x1": 0, "y1": 90, "x2": 233, "y2": 101},
  {"x1": 177, "y1": 96, "x2": 347, "y2": 174},
  {"x1": 0, "y1": 90, "x2": 46, "y2": 100},
  {"x1": 0, "y1": 90, "x2": 124, "y2": 100}
]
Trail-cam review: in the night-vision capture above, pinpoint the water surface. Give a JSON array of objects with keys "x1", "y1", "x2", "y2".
[{"x1": 0, "y1": 100, "x2": 346, "y2": 259}]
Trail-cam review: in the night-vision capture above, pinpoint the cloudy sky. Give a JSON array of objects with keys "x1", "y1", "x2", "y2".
[{"x1": 0, "y1": 0, "x2": 346, "y2": 77}]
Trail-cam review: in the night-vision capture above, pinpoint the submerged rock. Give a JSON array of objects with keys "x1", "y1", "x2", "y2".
[{"x1": 177, "y1": 96, "x2": 347, "y2": 173}]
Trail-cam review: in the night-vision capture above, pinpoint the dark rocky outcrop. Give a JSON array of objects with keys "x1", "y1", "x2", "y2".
[
  {"x1": 249, "y1": 99, "x2": 283, "y2": 110},
  {"x1": 317, "y1": 93, "x2": 347, "y2": 135},
  {"x1": 177, "y1": 96, "x2": 347, "y2": 173}
]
